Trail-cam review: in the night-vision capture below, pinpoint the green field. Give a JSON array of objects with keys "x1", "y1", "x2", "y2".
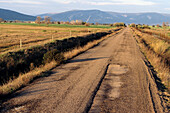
[{"x1": 0, "y1": 23, "x2": 114, "y2": 28}]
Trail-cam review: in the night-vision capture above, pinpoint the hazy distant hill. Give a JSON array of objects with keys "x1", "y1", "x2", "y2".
[
  {"x1": 0, "y1": 8, "x2": 169, "y2": 25},
  {"x1": 0, "y1": 8, "x2": 36, "y2": 21},
  {"x1": 38, "y1": 10, "x2": 170, "y2": 25}
]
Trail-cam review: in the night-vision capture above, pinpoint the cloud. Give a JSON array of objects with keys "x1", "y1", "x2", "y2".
[
  {"x1": 1, "y1": 0, "x2": 155, "y2": 6},
  {"x1": 165, "y1": 8, "x2": 170, "y2": 10},
  {"x1": 0, "y1": 0, "x2": 43, "y2": 5},
  {"x1": 52, "y1": 0, "x2": 156, "y2": 6}
]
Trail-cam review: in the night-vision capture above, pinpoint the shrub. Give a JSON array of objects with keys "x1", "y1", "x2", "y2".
[
  {"x1": 130, "y1": 23, "x2": 136, "y2": 27},
  {"x1": 85, "y1": 23, "x2": 90, "y2": 27},
  {"x1": 43, "y1": 49, "x2": 64, "y2": 64},
  {"x1": 109, "y1": 24, "x2": 113, "y2": 27},
  {"x1": 113, "y1": 22, "x2": 126, "y2": 27},
  {"x1": 42, "y1": 30, "x2": 47, "y2": 32}
]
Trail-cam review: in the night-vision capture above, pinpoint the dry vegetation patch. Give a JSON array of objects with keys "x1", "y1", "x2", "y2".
[
  {"x1": 131, "y1": 28, "x2": 170, "y2": 108},
  {"x1": 140, "y1": 28, "x2": 170, "y2": 43},
  {"x1": 0, "y1": 24, "x2": 110, "y2": 54},
  {"x1": 0, "y1": 26, "x2": 122, "y2": 96}
]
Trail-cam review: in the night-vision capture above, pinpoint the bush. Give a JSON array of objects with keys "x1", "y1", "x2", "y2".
[
  {"x1": 113, "y1": 22, "x2": 126, "y2": 27},
  {"x1": 43, "y1": 49, "x2": 64, "y2": 64},
  {"x1": 42, "y1": 30, "x2": 47, "y2": 32},
  {"x1": 130, "y1": 23, "x2": 136, "y2": 27},
  {"x1": 85, "y1": 23, "x2": 90, "y2": 27}
]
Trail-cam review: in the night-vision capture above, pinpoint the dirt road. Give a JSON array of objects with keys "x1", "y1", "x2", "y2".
[{"x1": 1, "y1": 28, "x2": 164, "y2": 113}]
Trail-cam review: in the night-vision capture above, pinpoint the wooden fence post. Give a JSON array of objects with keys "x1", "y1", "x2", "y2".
[
  {"x1": 20, "y1": 39, "x2": 22, "y2": 48},
  {"x1": 70, "y1": 30, "x2": 72, "y2": 37}
]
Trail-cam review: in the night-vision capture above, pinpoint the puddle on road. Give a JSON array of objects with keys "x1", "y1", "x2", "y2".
[{"x1": 89, "y1": 64, "x2": 129, "y2": 113}]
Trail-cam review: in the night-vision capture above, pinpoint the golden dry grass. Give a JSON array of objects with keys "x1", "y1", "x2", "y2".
[
  {"x1": 131, "y1": 28, "x2": 170, "y2": 108},
  {"x1": 131, "y1": 28, "x2": 170, "y2": 89},
  {"x1": 0, "y1": 61, "x2": 57, "y2": 95},
  {"x1": 0, "y1": 29, "x2": 121, "y2": 96},
  {"x1": 143, "y1": 28, "x2": 170, "y2": 41},
  {"x1": 0, "y1": 24, "x2": 112, "y2": 55}
]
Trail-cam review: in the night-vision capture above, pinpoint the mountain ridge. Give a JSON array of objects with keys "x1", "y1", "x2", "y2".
[
  {"x1": 0, "y1": 8, "x2": 169, "y2": 25},
  {"x1": 38, "y1": 10, "x2": 170, "y2": 25},
  {"x1": 0, "y1": 8, "x2": 36, "y2": 21}
]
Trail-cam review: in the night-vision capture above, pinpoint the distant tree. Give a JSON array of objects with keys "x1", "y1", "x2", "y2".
[
  {"x1": 65, "y1": 21, "x2": 70, "y2": 24},
  {"x1": 130, "y1": 23, "x2": 136, "y2": 27},
  {"x1": 0, "y1": 18, "x2": 3, "y2": 23},
  {"x1": 47, "y1": 17, "x2": 51, "y2": 24},
  {"x1": 95, "y1": 22, "x2": 99, "y2": 25},
  {"x1": 44, "y1": 16, "x2": 51, "y2": 26},
  {"x1": 70, "y1": 20, "x2": 75, "y2": 25},
  {"x1": 166, "y1": 22, "x2": 169, "y2": 26},
  {"x1": 60, "y1": 21, "x2": 64, "y2": 24},
  {"x1": 162, "y1": 22, "x2": 166, "y2": 28},
  {"x1": 35, "y1": 16, "x2": 41, "y2": 24},
  {"x1": 156, "y1": 24, "x2": 160, "y2": 28},
  {"x1": 109, "y1": 24, "x2": 113, "y2": 27},
  {"x1": 113, "y1": 22, "x2": 126, "y2": 27},
  {"x1": 82, "y1": 22, "x2": 86, "y2": 25},
  {"x1": 76, "y1": 20, "x2": 83, "y2": 25},
  {"x1": 85, "y1": 23, "x2": 90, "y2": 26},
  {"x1": 75, "y1": 20, "x2": 79, "y2": 25},
  {"x1": 142, "y1": 25, "x2": 150, "y2": 29},
  {"x1": 56, "y1": 21, "x2": 60, "y2": 24}
]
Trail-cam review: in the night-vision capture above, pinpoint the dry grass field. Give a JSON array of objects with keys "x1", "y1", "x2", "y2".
[
  {"x1": 0, "y1": 23, "x2": 121, "y2": 96},
  {"x1": 142, "y1": 27, "x2": 170, "y2": 42},
  {"x1": 131, "y1": 27, "x2": 170, "y2": 90},
  {"x1": 131, "y1": 27, "x2": 170, "y2": 108},
  {"x1": 0, "y1": 24, "x2": 113, "y2": 55}
]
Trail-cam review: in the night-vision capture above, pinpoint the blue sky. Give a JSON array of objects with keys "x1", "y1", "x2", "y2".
[{"x1": 0, "y1": 0, "x2": 170, "y2": 15}]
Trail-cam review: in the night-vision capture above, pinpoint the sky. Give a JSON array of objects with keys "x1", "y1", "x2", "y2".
[{"x1": 0, "y1": 0, "x2": 170, "y2": 15}]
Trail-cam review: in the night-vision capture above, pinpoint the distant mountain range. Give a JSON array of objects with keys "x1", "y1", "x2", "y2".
[
  {"x1": 38, "y1": 10, "x2": 170, "y2": 25},
  {"x1": 0, "y1": 8, "x2": 170, "y2": 25},
  {"x1": 0, "y1": 8, "x2": 36, "y2": 21}
]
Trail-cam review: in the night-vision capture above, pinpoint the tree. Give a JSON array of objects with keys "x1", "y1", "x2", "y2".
[
  {"x1": 166, "y1": 22, "x2": 169, "y2": 26},
  {"x1": 35, "y1": 16, "x2": 41, "y2": 24},
  {"x1": 95, "y1": 22, "x2": 99, "y2": 25},
  {"x1": 47, "y1": 17, "x2": 51, "y2": 24},
  {"x1": 156, "y1": 24, "x2": 160, "y2": 28},
  {"x1": 44, "y1": 16, "x2": 51, "y2": 26},
  {"x1": 70, "y1": 20, "x2": 75, "y2": 25},
  {"x1": 76, "y1": 20, "x2": 83, "y2": 25},
  {"x1": 0, "y1": 18, "x2": 4, "y2": 23},
  {"x1": 162, "y1": 22, "x2": 166, "y2": 28},
  {"x1": 130, "y1": 23, "x2": 136, "y2": 27},
  {"x1": 85, "y1": 23, "x2": 90, "y2": 26},
  {"x1": 113, "y1": 22, "x2": 126, "y2": 27}
]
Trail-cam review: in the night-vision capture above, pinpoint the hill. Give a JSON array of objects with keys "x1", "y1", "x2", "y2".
[
  {"x1": 0, "y1": 8, "x2": 169, "y2": 25},
  {"x1": 0, "y1": 8, "x2": 36, "y2": 21},
  {"x1": 38, "y1": 10, "x2": 170, "y2": 25}
]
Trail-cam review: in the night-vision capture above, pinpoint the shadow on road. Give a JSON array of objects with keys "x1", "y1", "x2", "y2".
[{"x1": 69, "y1": 57, "x2": 108, "y2": 63}]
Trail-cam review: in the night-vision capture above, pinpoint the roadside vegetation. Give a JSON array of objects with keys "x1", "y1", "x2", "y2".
[
  {"x1": 130, "y1": 24, "x2": 170, "y2": 108},
  {"x1": 136, "y1": 25, "x2": 170, "y2": 43},
  {"x1": 0, "y1": 23, "x2": 123, "y2": 96}
]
